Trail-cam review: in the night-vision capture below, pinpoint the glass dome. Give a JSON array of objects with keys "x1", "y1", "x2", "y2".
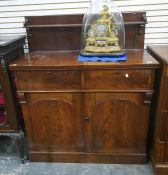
[{"x1": 80, "y1": 0, "x2": 125, "y2": 56}]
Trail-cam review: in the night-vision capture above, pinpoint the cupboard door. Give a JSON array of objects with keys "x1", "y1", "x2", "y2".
[
  {"x1": 85, "y1": 93, "x2": 150, "y2": 154},
  {"x1": 22, "y1": 93, "x2": 85, "y2": 152}
]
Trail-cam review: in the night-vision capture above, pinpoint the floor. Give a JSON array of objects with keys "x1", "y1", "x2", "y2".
[{"x1": 0, "y1": 137, "x2": 154, "y2": 175}]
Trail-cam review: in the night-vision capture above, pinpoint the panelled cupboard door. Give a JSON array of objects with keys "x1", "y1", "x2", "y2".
[
  {"x1": 22, "y1": 93, "x2": 85, "y2": 153},
  {"x1": 84, "y1": 93, "x2": 150, "y2": 154}
]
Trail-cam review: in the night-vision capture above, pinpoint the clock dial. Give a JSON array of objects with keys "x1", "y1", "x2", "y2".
[
  {"x1": 88, "y1": 29, "x2": 95, "y2": 37},
  {"x1": 95, "y1": 24, "x2": 107, "y2": 37}
]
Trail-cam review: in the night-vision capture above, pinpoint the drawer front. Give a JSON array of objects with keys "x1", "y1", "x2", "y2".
[
  {"x1": 16, "y1": 70, "x2": 81, "y2": 91},
  {"x1": 84, "y1": 70, "x2": 154, "y2": 90}
]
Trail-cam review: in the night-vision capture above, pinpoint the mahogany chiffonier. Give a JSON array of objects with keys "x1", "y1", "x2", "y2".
[
  {"x1": 147, "y1": 45, "x2": 168, "y2": 175},
  {"x1": 9, "y1": 13, "x2": 159, "y2": 163},
  {"x1": 0, "y1": 36, "x2": 25, "y2": 162}
]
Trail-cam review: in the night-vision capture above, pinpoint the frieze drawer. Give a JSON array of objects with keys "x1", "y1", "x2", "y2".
[
  {"x1": 15, "y1": 70, "x2": 81, "y2": 91},
  {"x1": 84, "y1": 70, "x2": 154, "y2": 90}
]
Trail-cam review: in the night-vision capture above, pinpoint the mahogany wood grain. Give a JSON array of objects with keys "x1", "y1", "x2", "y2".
[
  {"x1": 8, "y1": 14, "x2": 159, "y2": 163},
  {"x1": 13, "y1": 69, "x2": 155, "y2": 91},
  {"x1": 25, "y1": 12, "x2": 147, "y2": 51},
  {"x1": 10, "y1": 49, "x2": 159, "y2": 163},
  {"x1": 29, "y1": 152, "x2": 147, "y2": 163},
  {"x1": 147, "y1": 45, "x2": 168, "y2": 175},
  {"x1": 25, "y1": 12, "x2": 146, "y2": 26},
  {"x1": 85, "y1": 93, "x2": 149, "y2": 154},
  {"x1": 9, "y1": 50, "x2": 159, "y2": 71},
  {"x1": 15, "y1": 70, "x2": 81, "y2": 91},
  {"x1": 84, "y1": 70, "x2": 154, "y2": 90},
  {"x1": 22, "y1": 93, "x2": 85, "y2": 153}
]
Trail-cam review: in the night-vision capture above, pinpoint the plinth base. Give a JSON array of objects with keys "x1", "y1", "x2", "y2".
[{"x1": 84, "y1": 45, "x2": 121, "y2": 53}]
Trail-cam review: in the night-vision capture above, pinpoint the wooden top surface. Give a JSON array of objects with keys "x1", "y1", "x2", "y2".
[
  {"x1": 9, "y1": 50, "x2": 159, "y2": 70},
  {"x1": 147, "y1": 45, "x2": 168, "y2": 64},
  {"x1": 0, "y1": 36, "x2": 25, "y2": 47},
  {"x1": 0, "y1": 35, "x2": 25, "y2": 57}
]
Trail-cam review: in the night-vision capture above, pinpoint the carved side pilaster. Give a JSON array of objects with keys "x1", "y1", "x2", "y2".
[
  {"x1": 17, "y1": 92, "x2": 27, "y2": 104},
  {"x1": 144, "y1": 91, "x2": 153, "y2": 104}
]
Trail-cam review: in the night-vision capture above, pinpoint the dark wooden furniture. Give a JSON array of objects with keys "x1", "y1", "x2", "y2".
[
  {"x1": 147, "y1": 45, "x2": 168, "y2": 175},
  {"x1": 9, "y1": 13, "x2": 159, "y2": 163},
  {"x1": 24, "y1": 12, "x2": 147, "y2": 52},
  {"x1": 0, "y1": 36, "x2": 25, "y2": 162}
]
